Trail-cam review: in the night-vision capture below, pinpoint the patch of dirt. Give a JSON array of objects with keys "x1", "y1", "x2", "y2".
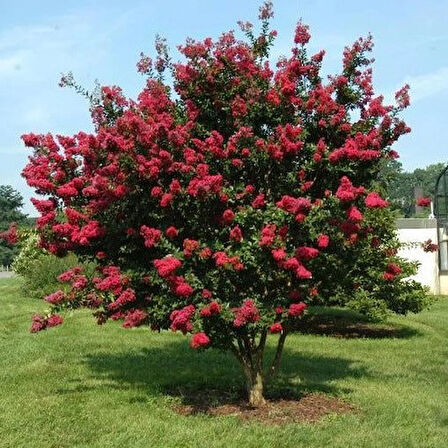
[{"x1": 170, "y1": 388, "x2": 356, "y2": 425}]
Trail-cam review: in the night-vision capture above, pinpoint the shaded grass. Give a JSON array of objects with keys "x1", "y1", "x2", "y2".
[{"x1": 0, "y1": 277, "x2": 447, "y2": 447}]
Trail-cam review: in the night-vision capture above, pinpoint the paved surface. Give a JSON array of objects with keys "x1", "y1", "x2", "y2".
[{"x1": 0, "y1": 271, "x2": 14, "y2": 279}]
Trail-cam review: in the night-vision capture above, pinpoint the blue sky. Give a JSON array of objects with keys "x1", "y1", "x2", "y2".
[{"x1": 1, "y1": 0, "x2": 447, "y2": 215}]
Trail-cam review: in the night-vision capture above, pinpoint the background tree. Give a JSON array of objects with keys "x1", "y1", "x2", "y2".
[
  {"x1": 381, "y1": 160, "x2": 446, "y2": 217},
  {"x1": 19, "y1": 2, "x2": 428, "y2": 407},
  {"x1": 0, "y1": 185, "x2": 29, "y2": 265}
]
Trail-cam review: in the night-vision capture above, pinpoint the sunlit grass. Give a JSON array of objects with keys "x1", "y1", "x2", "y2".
[{"x1": 1, "y1": 277, "x2": 447, "y2": 448}]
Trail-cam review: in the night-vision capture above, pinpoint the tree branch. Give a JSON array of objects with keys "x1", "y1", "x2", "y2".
[
  {"x1": 257, "y1": 329, "x2": 267, "y2": 353},
  {"x1": 265, "y1": 330, "x2": 288, "y2": 383}
]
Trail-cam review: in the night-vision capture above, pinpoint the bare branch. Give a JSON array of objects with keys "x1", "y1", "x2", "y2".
[{"x1": 265, "y1": 330, "x2": 288, "y2": 383}]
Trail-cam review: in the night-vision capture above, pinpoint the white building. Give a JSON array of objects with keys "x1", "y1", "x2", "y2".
[{"x1": 396, "y1": 218, "x2": 448, "y2": 294}]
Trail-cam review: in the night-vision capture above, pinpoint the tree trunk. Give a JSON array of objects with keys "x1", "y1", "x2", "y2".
[
  {"x1": 230, "y1": 329, "x2": 287, "y2": 408},
  {"x1": 246, "y1": 367, "x2": 266, "y2": 408}
]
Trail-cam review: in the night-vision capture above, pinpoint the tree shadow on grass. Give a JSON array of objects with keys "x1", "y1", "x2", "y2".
[
  {"x1": 59, "y1": 340, "x2": 369, "y2": 411},
  {"x1": 299, "y1": 307, "x2": 421, "y2": 339}
]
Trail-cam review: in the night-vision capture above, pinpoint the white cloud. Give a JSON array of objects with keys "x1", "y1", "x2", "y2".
[{"x1": 403, "y1": 67, "x2": 448, "y2": 102}]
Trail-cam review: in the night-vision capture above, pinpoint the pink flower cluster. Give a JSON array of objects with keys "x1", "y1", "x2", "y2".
[
  {"x1": 233, "y1": 300, "x2": 260, "y2": 327},
  {"x1": 421, "y1": 239, "x2": 438, "y2": 253},
  {"x1": 170, "y1": 305, "x2": 195, "y2": 333},
  {"x1": 281, "y1": 257, "x2": 312, "y2": 279},
  {"x1": 317, "y1": 234, "x2": 330, "y2": 248},
  {"x1": 30, "y1": 314, "x2": 64, "y2": 332},
  {"x1": 154, "y1": 257, "x2": 182, "y2": 277},
  {"x1": 269, "y1": 322, "x2": 283, "y2": 333},
  {"x1": 213, "y1": 251, "x2": 244, "y2": 270},
  {"x1": 259, "y1": 224, "x2": 277, "y2": 247},
  {"x1": 276, "y1": 195, "x2": 312, "y2": 219},
  {"x1": 336, "y1": 176, "x2": 365, "y2": 202},
  {"x1": 296, "y1": 246, "x2": 319, "y2": 261},
  {"x1": 140, "y1": 226, "x2": 162, "y2": 248},
  {"x1": 122, "y1": 309, "x2": 147, "y2": 328},
  {"x1": 108, "y1": 288, "x2": 136, "y2": 311},
  {"x1": 365, "y1": 192, "x2": 388, "y2": 208},
  {"x1": 0, "y1": 223, "x2": 18, "y2": 244},
  {"x1": 383, "y1": 262, "x2": 402, "y2": 281},
  {"x1": 200, "y1": 301, "x2": 222, "y2": 317},
  {"x1": 416, "y1": 197, "x2": 431, "y2": 207},
  {"x1": 190, "y1": 332, "x2": 211, "y2": 348},
  {"x1": 45, "y1": 290, "x2": 66, "y2": 305},
  {"x1": 93, "y1": 266, "x2": 128, "y2": 295},
  {"x1": 288, "y1": 302, "x2": 307, "y2": 317}
]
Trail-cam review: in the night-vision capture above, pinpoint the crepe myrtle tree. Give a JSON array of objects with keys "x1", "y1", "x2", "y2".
[{"x1": 17, "y1": 2, "x2": 428, "y2": 407}]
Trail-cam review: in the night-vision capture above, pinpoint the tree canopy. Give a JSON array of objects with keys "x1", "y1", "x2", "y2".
[{"x1": 18, "y1": 2, "x2": 428, "y2": 406}]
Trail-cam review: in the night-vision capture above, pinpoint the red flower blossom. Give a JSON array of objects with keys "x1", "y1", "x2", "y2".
[
  {"x1": 294, "y1": 22, "x2": 311, "y2": 45},
  {"x1": 173, "y1": 281, "x2": 194, "y2": 297},
  {"x1": 269, "y1": 322, "x2": 283, "y2": 333},
  {"x1": 200, "y1": 301, "x2": 222, "y2": 317},
  {"x1": 421, "y1": 239, "x2": 438, "y2": 253},
  {"x1": 271, "y1": 248, "x2": 286, "y2": 261},
  {"x1": 165, "y1": 226, "x2": 178, "y2": 239},
  {"x1": 45, "y1": 290, "x2": 66, "y2": 304},
  {"x1": 233, "y1": 300, "x2": 260, "y2": 327},
  {"x1": 190, "y1": 332, "x2": 211, "y2": 348},
  {"x1": 160, "y1": 193, "x2": 174, "y2": 207},
  {"x1": 47, "y1": 314, "x2": 64, "y2": 328},
  {"x1": 229, "y1": 225, "x2": 243, "y2": 242},
  {"x1": 317, "y1": 234, "x2": 330, "y2": 248},
  {"x1": 122, "y1": 309, "x2": 147, "y2": 328},
  {"x1": 199, "y1": 248, "x2": 212, "y2": 258},
  {"x1": 252, "y1": 193, "x2": 266, "y2": 209},
  {"x1": 416, "y1": 197, "x2": 431, "y2": 207},
  {"x1": 295, "y1": 264, "x2": 312, "y2": 279},
  {"x1": 365, "y1": 192, "x2": 388, "y2": 208},
  {"x1": 154, "y1": 257, "x2": 182, "y2": 277},
  {"x1": 259, "y1": 224, "x2": 277, "y2": 247},
  {"x1": 170, "y1": 305, "x2": 195, "y2": 334},
  {"x1": 347, "y1": 205, "x2": 363, "y2": 222},
  {"x1": 336, "y1": 176, "x2": 364, "y2": 202},
  {"x1": 202, "y1": 289, "x2": 212, "y2": 298},
  {"x1": 108, "y1": 288, "x2": 136, "y2": 311},
  {"x1": 296, "y1": 246, "x2": 319, "y2": 260},
  {"x1": 183, "y1": 238, "x2": 199, "y2": 257},
  {"x1": 140, "y1": 226, "x2": 162, "y2": 248},
  {"x1": 383, "y1": 262, "x2": 402, "y2": 281},
  {"x1": 288, "y1": 302, "x2": 307, "y2": 317},
  {"x1": 31, "y1": 313, "x2": 64, "y2": 332},
  {"x1": 276, "y1": 195, "x2": 311, "y2": 215},
  {"x1": 0, "y1": 223, "x2": 18, "y2": 244},
  {"x1": 222, "y1": 209, "x2": 235, "y2": 225}
]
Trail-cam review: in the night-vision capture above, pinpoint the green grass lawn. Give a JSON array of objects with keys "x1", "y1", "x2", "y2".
[{"x1": 1, "y1": 277, "x2": 447, "y2": 448}]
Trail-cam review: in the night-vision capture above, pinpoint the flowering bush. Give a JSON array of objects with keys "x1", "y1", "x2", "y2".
[
  {"x1": 421, "y1": 239, "x2": 438, "y2": 253},
  {"x1": 416, "y1": 197, "x2": 431, "y2": 207},
  {"x1": 20, "y1": 2, "x2": 428, "y2": 406},
  {"x1": 11, "y1": 229, "x2": 95, "y2": 300}
]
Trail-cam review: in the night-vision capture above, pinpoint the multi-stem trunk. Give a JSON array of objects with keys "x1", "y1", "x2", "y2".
[{"x1": 232, "y1": 330, "x2": 288, "y2": 408}]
